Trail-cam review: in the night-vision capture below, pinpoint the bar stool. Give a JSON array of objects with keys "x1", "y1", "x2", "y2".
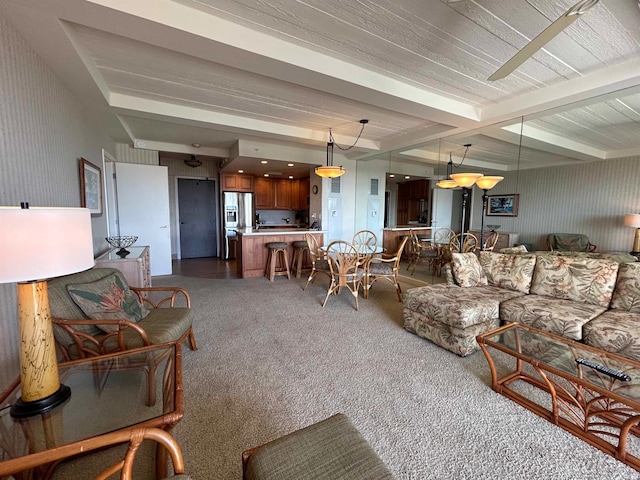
[
  {"x1": 291, "y1": 240, "x2": 311, "y2": 279},
  {"x1": 265, "y1": 242, "x2": 291, "y2": 281}
]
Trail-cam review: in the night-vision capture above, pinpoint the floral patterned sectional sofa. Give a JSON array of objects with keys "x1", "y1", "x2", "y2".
[{"x1": 403, "y1": 251, "x2": 640, "y2": 360}]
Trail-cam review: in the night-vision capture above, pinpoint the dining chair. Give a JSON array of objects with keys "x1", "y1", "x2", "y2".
[
  {"x1": 302, "y1": 233, "x2": 331, "y2": 290},
  {"x1": 366, "y1": 236, "x2": 409, "y2": 301},
  {"x1": 482, "y1": 231, "x2": 500, "y2": 251},
  {"x1": 449, "y1": 233, "x2": 478, "y2": 253},
  {"x1": 322, "y1": 241, "x2": 365, "y2": 311},
  {"x1": 407, "y1": 230, "x2": 438, "y2": 276},
  {"x1": 432, "y1": 228, "x2": 455, "y2": 276},
  {"x1": 352, "y1": 230, "x2": 378, "y2": 254}
]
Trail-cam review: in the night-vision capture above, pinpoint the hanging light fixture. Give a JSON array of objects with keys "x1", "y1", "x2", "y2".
[
  {"x1": 315, "y1": 119, "x2": 368, "y2": 178},
  {"x1": 476, "y1": 176, "x2": 504, "y2": 249},
  {"x1": 184, "y1": 155, "x2": 202, "y2": 168}
]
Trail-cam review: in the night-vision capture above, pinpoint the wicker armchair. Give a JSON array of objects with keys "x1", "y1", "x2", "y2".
[
  {"x1": 366, "y1": 236, "x2": 409, "y2": 301},
  {"x1": 49, "y1": 267, "x2": 197, "y2": 361},
  {"x1": 547, "y1": 233, "x2": 597, "y2": 252},
  {"x1": 323, "y1": 241, "x2": 365, "y2": 310},
  {"x1": 303, "y1": 233, "x2": 331, "y2": 290}
]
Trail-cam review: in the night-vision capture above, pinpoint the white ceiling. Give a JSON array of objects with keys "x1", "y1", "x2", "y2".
[{"x1": 2, "y1": 0, "x2": 639, "y2": 175}]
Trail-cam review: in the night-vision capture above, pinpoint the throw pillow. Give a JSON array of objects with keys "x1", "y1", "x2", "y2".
[
  {"x1": 451, "y1": 253, "x2": 487, "y2": 287},
  {"x1": 479, "y1": 252, "x2": 536, "y2": 293},
  {"x1": 611, "y1": 262, "x2": 640, "y2": 313},
  {"x1": 67, "y1": 273, "x2": 149, "y2": 333},
  {"x1": 499, "y1": 245, "x2": 528, "y2": 254}
]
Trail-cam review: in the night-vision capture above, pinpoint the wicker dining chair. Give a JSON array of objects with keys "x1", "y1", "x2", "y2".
[
  {"x1": 352, "y1": 230, "x2": 378, "y2": 254},
  {"x1": 303, "y1": 233, "x2": 331, "y2": 290},
  {"x1": 366, "y1": 236, "x2": 409, "y2": 301},
  {"x1": 323, "y1": 241, "x2": 365, "y2": 310},
  {"x1": 482, "y1": 231, "x2": 500, "y2": 251},
  {"x1": 449, "y1": 233, "x2": 478, "y2": 253},
  {"x1": 407, "y1": 230, "x2": 438, "y2": 275}
]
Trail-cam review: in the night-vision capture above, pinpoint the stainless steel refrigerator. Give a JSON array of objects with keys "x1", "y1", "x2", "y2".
[{"x1": 223, "y1": 192, "x2": 254, "y2": 259}]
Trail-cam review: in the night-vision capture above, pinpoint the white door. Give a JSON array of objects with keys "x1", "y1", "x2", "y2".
[{"x1": 114, "y1": 163, "x2": 172, "y2": 275}]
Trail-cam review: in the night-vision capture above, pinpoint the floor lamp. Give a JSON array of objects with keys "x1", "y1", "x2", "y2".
[
  {"x1": 0, "y1": 205, "x2": 94, "y2": 418},
  {"x1": 475, "y1": 176, "x2": 504, "y2": 249}
]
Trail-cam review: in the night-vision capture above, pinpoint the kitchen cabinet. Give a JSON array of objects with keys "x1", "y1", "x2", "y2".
[
  {"x1": 274, "y1": 179, "x2": 292, "y2": 209},
  {"x1": 255, "y1": 177, "x2": 273, "y2": 209},
  {"x1": 221, "y1": 173, "x2": 253, "y2": 192},
  {"x1": 298, "y1": 178, "x2": 310, "y2": 209}
]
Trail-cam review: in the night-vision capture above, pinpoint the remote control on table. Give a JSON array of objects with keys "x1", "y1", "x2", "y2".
[{"x1": 575, "y1": 358, "x2": 631, "y2": 382}]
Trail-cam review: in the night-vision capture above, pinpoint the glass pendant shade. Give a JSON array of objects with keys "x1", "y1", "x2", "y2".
[
  {"x1": 315, "y1": 165, "x2": 345, "y2": 178},
  {"x1": 475, "y1": 176, "x2": 504, "y2": 190},
  {"x1": 450, "y1": 173, "x2": 483, "y2": 188},
  {"x1": 436, "y1": 179, "x2": 458, "y2": 189}
]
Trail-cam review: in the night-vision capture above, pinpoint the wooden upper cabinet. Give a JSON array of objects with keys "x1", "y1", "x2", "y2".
[
  {"x1": 221, "y1": 173, "x2": 253, "y2": 192},
  {"x1": 408, "y1": 180, "x2": 429, "y2": 200},
  {"x1": 298, "y1": 178, "x2": 310, "y2": 209},
  {"x1": 291, "y1": 180, "x2": 300, "y2": 210},
  {"x1": 254, "y1": 178, "x2": 273, "y2": 209},
  {"x1": 274, "y1": 179, "x2": 292, "y2": 209}
]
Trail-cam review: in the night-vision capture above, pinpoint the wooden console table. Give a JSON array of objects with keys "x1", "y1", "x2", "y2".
[
  {"x1": 0, "y1": 343, "x2": 182, "y2": 479},
  {"x1": 95, "y1": 245, "x2": 151, "y2": 289}
]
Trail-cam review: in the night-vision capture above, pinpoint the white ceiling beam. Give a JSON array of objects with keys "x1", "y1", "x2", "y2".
[{"x1": 132, "y1": 140, "x2": 228, "y2": 158}]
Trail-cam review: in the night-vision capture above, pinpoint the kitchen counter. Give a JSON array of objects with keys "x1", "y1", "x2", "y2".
[
  {"x1": 383, "y1": 225, "x2": 431, "y2": 231},
  {"x1": 236, "y1": 229, "x2": 325, "y2": 278},
  {"x1": 382, "y1": 226, "x2": 432, "y2": 259},
  {"x1": 237, "y1": 228, "x2": 323, "y2": 236}
]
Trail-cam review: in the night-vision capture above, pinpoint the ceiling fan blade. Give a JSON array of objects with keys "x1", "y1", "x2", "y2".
[{"x1": 488, "y1": 0, "x2": 600, "y2": 81}]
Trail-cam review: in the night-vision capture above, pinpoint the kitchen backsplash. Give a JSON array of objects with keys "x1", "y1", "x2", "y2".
[{"x1": 256, "y1": 209, "x2": 309, "y2": 225}]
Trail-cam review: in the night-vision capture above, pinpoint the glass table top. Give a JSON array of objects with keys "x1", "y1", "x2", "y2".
[
  {"x1": 481, "y1": 323, "x2": 640, "y2": 403},
  {"x1": 0, "y1": 343, "x2": 179, "y2": 470}
]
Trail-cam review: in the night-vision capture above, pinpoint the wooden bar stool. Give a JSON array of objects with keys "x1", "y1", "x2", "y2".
[
  {"x1": 265, "y1": 242, "x2": 291, "y2": 281},
  {"x1": 291, "y1": 240, "x2": 311, "y2": 279}
]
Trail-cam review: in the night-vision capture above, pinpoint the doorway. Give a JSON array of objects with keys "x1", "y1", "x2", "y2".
[{"x1": 178, "y1": 178, "x2": 218, "y2": 258}]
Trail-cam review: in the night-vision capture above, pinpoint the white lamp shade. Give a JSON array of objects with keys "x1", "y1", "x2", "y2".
[
  {"x1": 0, "y1": 207, "x2": 95, "y2": 283},
  {"x1": 475, "y1": 176, "x2": 504, "y2": 190},
  {"x1": 450, "y1": 173, "x2": 483, "y2": 188},
  {"x1": 624, "y1": 214, "x2": 640, "y2": 228},
  {"x1": 436, "y1": 179, "x2": 458, "y2": 189},
  {"x1": 315, "y1": 165, "x2": 345, "y2": 178}
]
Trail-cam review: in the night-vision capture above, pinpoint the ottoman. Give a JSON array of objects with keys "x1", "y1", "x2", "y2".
[
  {"x1": 242, "y1": 413, "x2": 395, "y2": 480},
  {"x1": 403, "y1": 284, "x2": 524, "y2": 356}
]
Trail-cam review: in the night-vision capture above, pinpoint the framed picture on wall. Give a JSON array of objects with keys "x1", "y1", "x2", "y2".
[
  {"x1": 487, "y1": 194, "x2": 519, "y2": 217},
  {"x1": 80, "y1": 158, "x2": 103, "y2": 216}
]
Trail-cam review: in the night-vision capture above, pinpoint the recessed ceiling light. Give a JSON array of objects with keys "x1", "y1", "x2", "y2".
[
  {"x1": 264, "y1": 173, "x2": 269, "y2": 177},
  {"x1": 192, "y1": 143, "x2": 201, "y2": 148},
  {"x1": 405, "y1": 176, "x2": 411, "y2": 179},
  {"x1": 261, "y1": 161, "x2": 268, "y2": 164},
  {"x1": 289, "y1": 175, "x2": 294, "y2": 179},
  {"x1": 389, "y1": 174, "x2": 395, "y2": 178},
  {"x1": 238, "y1": 170, "x2": 244, "y2": 173},
  {"x1": 288, "y1": 163, "x2": 294, "y2": 167}
]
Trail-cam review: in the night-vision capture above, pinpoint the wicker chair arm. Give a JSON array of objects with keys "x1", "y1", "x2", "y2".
[
  {"x1": 130, "y1": 287, "x2": 191, "y2": 308},
  {"x1": 52, "y1": 318, "x2": 152, "y2": 360}
]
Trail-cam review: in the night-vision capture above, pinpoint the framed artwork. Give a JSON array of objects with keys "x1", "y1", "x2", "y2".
[
  {"x1": 80, "y1": 158, "x2": 103, "y2": 216},
  {"x1": 487, "y1": 194, "x2": 519, "y2": 217}
]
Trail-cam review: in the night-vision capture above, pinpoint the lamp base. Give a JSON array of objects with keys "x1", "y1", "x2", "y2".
[{"x1": 10, "y1": 384, "x2": 71, "y2": 418}]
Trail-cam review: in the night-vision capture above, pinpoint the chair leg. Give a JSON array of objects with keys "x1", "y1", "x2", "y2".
[
  {"x1": 394, "y1": 278, "x2": 402, "y2": 302},
  {"x1": 322, "y1": 281, "x2": 336, "y2": 307}
]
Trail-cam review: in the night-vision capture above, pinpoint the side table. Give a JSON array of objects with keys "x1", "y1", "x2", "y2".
[{"x1": 0, "y1": 343, "x2": 183, "y2": 479}]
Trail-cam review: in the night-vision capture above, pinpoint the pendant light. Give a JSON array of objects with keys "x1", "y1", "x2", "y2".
[{"x1": 315, "y1": 119, "x2": 369, "y2": 179}]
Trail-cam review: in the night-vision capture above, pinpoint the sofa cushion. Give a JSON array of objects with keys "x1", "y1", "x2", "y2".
[
  {"x1": 479, "y1": 252, "x2": 536, "y2": 294},
  {"x1": 66, "y1": 273, "x2": 149, "y2": 333},
  {"x1": 451, "y1": 253, "x2": 487, "y2": 287},
  {"x1": 611, "y1": 262, "x2": 640, "y2": 313},
  {"x1": 499, "y1": 245, "x2": 528, "y2": 254},
  {"x1": 529, "y1": 255, "x2": 619, "y2": 308},
  {"x1": 403, "y1": 284, "x2": 523, "y2": 329},
  {"x1": 500, "y1": 295, "x2": 607, "y2": 341},
  {"x1": 583, "y1": 310, "x2": 640, "y2": 362}
]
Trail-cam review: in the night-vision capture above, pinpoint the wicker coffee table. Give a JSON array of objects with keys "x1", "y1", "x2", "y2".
[{"x1": 477, "y1": 323, "x2": 640, "y2": 471}]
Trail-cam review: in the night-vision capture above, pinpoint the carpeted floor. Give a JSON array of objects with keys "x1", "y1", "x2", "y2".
[{"x1": 53, "y1": 273, "x2": 640, "y2": 479}]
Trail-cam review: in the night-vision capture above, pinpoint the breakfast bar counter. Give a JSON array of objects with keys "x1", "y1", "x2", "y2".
[
  {"x1": 382, "y1": 225, "x2": 432, "y2": 258},
  {"x1": 236, "y1": 228, "x2": 325, "y2": 278}
]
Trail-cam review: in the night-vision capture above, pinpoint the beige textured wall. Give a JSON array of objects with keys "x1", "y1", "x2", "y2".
[
  {"x1": 469, "y1": 156, "x2": 640, "y2": 251},
  {"x1": 115, "y1": 144, "x2": 159, "y2": 165},
  {"x1": 0, "y1": 13, "x2": 115, "y2": 388}
]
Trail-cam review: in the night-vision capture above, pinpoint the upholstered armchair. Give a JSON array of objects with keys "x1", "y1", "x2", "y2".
[{"x1": 547, "y1": 233, "x2": 597, "y2": 252}]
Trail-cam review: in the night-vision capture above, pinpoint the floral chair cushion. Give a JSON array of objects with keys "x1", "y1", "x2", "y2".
[
  {"x1": 451, "y1": 253, "x2": 487, "y2": 287},
  {"x1": 610, "y1": 262, "x2": 640, "y2": 313},
  {"x1": 529, "y1": 255, "x2": 619, "y2": 308},
  {"x1": 479, "y1": 252, "x2": 536, "y2": 294},
  {"x1": 67, "y1": 273, "x2": 149, "y2": 333},
  {"x1": 499, "y1": 245, "x2": 529, "y2": 254}
]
